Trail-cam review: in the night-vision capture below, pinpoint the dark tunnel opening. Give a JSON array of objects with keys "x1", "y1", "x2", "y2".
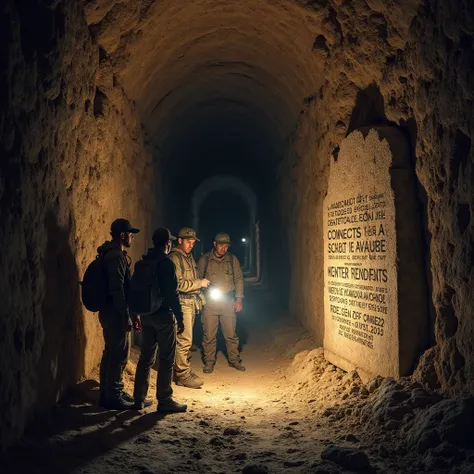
[
  {"x1": 197, "y1": 190, "x2": 250, "y2": 265},
  {"x1": 153, "y1": 84, "x2": 297, "y2": 310}
]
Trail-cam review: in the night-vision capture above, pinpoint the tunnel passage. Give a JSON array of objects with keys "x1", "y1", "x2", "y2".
[
  {"x1": 192, "y1": 175, "x2": 258, "y2": 277},
  {"x1": 196, "y1": 189, "x2": 252, "y2": 267},
  {"x1": 1, "y1": 0, "x2": 474, "y2": 452}
]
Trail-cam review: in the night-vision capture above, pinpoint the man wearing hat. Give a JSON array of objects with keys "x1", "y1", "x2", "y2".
[
  {"x1": 133, "y1": 228, "x2": 188, "y2": 413},
  {"x1": 169, "y1": 228, "x2": 210, "y2": 389},
  {"x1": 197, "y1": 232, "x2": 245, "y2": 373},
  {"x1": 98, "y1": 218, "x2": 140, "y2": 410}
]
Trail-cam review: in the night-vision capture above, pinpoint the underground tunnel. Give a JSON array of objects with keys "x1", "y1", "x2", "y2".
[{"x1": 0, "y1": 0, "x2": 473, "y2": 473}]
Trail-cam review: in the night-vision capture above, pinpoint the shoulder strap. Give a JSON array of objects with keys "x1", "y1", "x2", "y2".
[
  {"x1": 204, "y1": 253, "x2": 210, "y2": 278},
  {"x1": 152, "y1": 252, "x2": 167, "y2": 268},
  {"x1": 177, "y1": 252, "x2": 185, "y2": 275},
  {"x1": 98, "y1": 248, "x2": 113, "y2": 272},
  {"x1": 152, "y1": 253, "x2": 167, "y2": 288},
  {"x1": 228, "y1": 253, "x2": 234, "y2": 282}
]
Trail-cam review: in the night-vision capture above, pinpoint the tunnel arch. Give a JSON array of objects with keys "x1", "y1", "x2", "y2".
[
  {"x1": 85, "y1": 0, "x2": 325, "y2": 130},
  {"x1": 192, "y1": 175, "x2": 257, "y2": 228},
  {"x1": 85, "y1": 0, "x2": 326, "y2": 185},
  {"x1": 191, "y1": 175, "x2": 259, "y2": 277}
]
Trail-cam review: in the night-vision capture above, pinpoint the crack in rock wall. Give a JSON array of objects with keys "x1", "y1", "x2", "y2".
[{"x1": 0, "y1": 0, "x2": 161, "y2": 450}]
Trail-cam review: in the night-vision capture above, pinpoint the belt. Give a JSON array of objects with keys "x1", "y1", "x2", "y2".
[{"x1": 179, "y1": 293, "x2": 200, "y2": 300}]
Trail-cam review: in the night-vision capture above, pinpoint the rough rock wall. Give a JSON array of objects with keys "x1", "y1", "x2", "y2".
[
  {"x1": 0, "y1": 0, "x2": 160, "y2": 449},
  {"x1": 280, "y1": 0, "x2": 473, "y2": 394}
]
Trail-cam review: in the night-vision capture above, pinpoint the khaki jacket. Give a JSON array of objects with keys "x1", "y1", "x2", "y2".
[
  {"x1": 169, "y1": 248, "x2": 202, "y2": 296},
  {"x1": 197, "y1": 251, "x2": 244, "y2": 299}
]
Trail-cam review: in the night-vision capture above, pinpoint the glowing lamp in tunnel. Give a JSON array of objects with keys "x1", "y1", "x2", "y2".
[
  {"x1": 241, "y1": 237, "x2": 247, "y2": 243},
  {"x1": 209, "y1": 287, "x2": 223, "y2": 301}
]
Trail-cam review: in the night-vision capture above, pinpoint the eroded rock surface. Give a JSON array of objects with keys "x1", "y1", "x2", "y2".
[{"x1": 0, "y1": 0, "x2": 160, "y2": 449}]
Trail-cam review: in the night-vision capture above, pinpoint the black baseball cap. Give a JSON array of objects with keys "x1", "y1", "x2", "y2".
[
  {"x1": 152, "y1": 227, "x2": 176, "y2": 246},
  {"x1": 110, "y1": 218, "x2": 140, "y2": 236}
]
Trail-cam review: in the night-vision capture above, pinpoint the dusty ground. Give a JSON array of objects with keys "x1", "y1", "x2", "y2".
[{"x1": 3, "y1": 287, "x2": 474, "y2": 474}]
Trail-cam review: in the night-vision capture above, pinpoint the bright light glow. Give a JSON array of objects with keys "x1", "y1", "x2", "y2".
[
  {"x1": 210, "y1": 287, "x2": 223, "y2": 301},
  {"x1": 241, "y1": 237, "x2": 247, "y2": 243}
]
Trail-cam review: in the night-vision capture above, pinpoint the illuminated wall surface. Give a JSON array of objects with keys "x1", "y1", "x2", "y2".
[{"x1": 324, "y1": 128, "x2": 429, "y2": 379}]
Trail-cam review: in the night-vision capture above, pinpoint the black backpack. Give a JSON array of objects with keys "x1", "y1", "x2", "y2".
[
  {"x1": 81, "y1": 254, "x2": 108, "y2": 312},
  {"x1": 129, "y1": 254, "x2": 165, "y2": 316}
]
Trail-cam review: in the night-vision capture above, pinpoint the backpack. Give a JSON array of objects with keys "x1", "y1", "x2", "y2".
[
  {"x1": 128, "y1": 254, "x2": 165, "y2": 316},
  {"x1": 81, "y1": 254, "x2": 108, "y2": 312}
]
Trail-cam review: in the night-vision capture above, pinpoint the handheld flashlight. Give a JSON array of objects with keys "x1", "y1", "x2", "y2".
[{"x1": 209, "y1": 286, "x2": 223, "y2": 301}]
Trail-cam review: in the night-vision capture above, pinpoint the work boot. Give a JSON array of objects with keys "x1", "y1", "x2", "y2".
[
  {"x1": 157, "y1": 399, "x2": 188, "y2": 413},
  {"x1": 121, "y1": 391, "x2": 134, "y2": 403},
  {"x1": 229, "y1": 361, "x2": 246, "y2": 371},
  {"x1": 176, "y1": 372, "x2": 204, "y2": 389},
  {"x1": 134, "y1": 398, "x2": 153, "y2": 409},
  {"x1": 203, "y1": 362, "x2": 215, "y2": 374},
  {"x1": 102, "y1": 396, "x2": 134, "y2": 410}
]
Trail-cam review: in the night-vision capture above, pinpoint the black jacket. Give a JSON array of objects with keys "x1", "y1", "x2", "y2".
[
  {"x1": 97, "y1": 241, "x2": 131, "y2": 320},
  {"x1": 141, "y1": 247, "x2": 184, "y2": 325}
]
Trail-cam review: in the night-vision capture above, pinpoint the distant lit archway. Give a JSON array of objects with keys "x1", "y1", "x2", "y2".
[{"x1": 191, "y1": 175, "x2": 260, "y2": 278}]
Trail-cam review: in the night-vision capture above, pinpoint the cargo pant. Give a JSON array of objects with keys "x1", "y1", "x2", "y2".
[
  {"x1": 174, "y1": 301, "x2": 196, "y2": 379},
  {"x1": 202, "y1": 299, "x2": 240, "y2": 365},
  {"x1": 99, "y1": 311, "x2": 129, "y2": 401},
  {"x1": 134, "y1": 318, "x2": 176, "y2": 403}
]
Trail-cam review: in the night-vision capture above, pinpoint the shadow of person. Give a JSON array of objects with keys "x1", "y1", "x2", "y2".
[
  {"x1": 2, "y1": 402, "x2": 168, "y2": 474},
  {"x1": 35, "y1": 209, "x2": 87, "y2": 414}
]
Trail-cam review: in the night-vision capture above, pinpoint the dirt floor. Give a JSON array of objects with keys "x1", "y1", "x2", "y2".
[{"x1": 3, "y1": 287, "x2": 474, "y2": 474}]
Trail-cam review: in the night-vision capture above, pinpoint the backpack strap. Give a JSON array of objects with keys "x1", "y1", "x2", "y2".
[
  {"x1": 177, "y1": 252, "x2": 186, "y2": 276},
  {"x1": 202, "y1": 252, "x2": 234, "y2": 281},
  {"x1": 152, "y1": 253, "x2": 167, "y2": 288},
  {"x1": 98, "y1": 248, "x2": 113, "y2": 277},
  {"x1": 228, "y1": 252, "x2": 235, "y2": 286}
]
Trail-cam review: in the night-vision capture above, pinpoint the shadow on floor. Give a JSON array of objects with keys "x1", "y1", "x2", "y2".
[{"x1": 1, "y1": 379, "x2": 171, "y2": 474}]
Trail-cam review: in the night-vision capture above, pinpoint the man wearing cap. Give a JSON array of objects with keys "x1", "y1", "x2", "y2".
[
  {"x1": 197, "y1": 232, "x2": 245, "y2": 373},
  {"x1": 169, "y1": 227, "x2": 210, "y2": 389},
  {"x1": 98, "y1": 218, "x2": 140, "y2": 410},
  {"x1": 133, "y1": 228, "x2": 188, "y2": 413}
]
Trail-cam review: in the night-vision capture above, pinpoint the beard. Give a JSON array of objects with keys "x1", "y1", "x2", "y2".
[{"x1": 123, "y1": 236, "x2": 132, "y2": 248}]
